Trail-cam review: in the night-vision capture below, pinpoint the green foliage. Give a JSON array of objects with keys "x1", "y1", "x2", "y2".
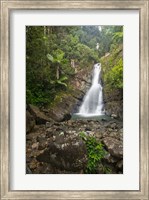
[
  {"x1": 47, "y1": 50, "x2": 65, "y2": 64},
  {"x1": 26, "y1": 25, "x2": 123, "y2": 107},
  {"x1": 47, "y1": 52, "x2": 68, "y2": 87},
  {"x1": 98, "y1": 26, "x2": 123, "y2": 57},
  {"x1": 47, "y1": 49, "x2": 65, "y2": 64},
  {"x1": 26, "y1": 89, "x2": 34, "y2": 104},
  {"x1": 26, "y1": 88, "x2": 53, "y2": 107},
  {"x1": 55, "y1": 76, "x2": 68, "y2": 87},
  {"x1": 100, "y1": 44, "x2": 123, "y2": 91},
  {"x1": 75, "y1": 43, "x2": 99, "y2": 66},
  {"x1": 112, "y1": 32, "x2": 123, "y2": 44},
  {"x1": 79, "y1": 132, "x2": 107, "y2": 174},
  {"x1": 104, "y1": 58, "x2": 123, "y2": 89},
  {"x1": 47, "y1": 54, "x2": 54, "y2": 62}
]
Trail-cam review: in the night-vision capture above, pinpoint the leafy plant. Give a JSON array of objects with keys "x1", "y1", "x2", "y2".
[
  {"x1": 47, "y1": 51, "x2": 69, "y2": 87},
  {"x1": 112, "y1": 32, "x2": 123, "y2": 44},
  {"x1": 104, "y1": 58, "x2": 123, "y2": 89},
  {"x1": 79, "y1": 132, "x2": 107, "y2": 174},
  {"x1": 47, "y1": 54, "x2": 54, "y2": 62},
  {"x1": 55, "y1": 76, "x2": 68, "y2": 87},
  {"x1": 47, "y1": 49, "x2": 65, "y2": 64}
]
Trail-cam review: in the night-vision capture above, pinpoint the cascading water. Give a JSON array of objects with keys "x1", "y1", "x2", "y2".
[{"x1": 77, "y1": 63, "x2": 104, "y2": 117}]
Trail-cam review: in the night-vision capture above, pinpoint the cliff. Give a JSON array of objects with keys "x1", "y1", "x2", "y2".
[{"x1": 100, "y1": 45, "x2": 123, "y2": 120}]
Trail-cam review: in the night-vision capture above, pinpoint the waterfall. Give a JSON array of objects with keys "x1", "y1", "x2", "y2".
[{"x1": 77, "y1": 63, "x2": 104, "y2": 116}]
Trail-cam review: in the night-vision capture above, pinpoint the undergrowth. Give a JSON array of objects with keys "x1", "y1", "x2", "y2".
[{"x1": 79, "y1": 132, "x2": 110, "y2": 174}]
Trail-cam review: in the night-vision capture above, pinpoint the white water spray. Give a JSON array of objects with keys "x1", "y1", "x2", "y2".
[{"x1": 78, "y1": 63, "x2": 104, "y2": 116}]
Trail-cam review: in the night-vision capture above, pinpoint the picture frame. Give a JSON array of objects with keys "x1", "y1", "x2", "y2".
[{"x1": 0, "y1": 0, "x2": 148, "y2": 199}]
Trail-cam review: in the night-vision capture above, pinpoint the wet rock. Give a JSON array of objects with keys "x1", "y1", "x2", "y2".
[{"x1": 102, "y1": 137, "x2": 123, "y2": 158}]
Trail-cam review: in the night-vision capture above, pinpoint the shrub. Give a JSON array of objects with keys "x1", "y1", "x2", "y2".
[{"x1": 79, "y1": 132, "x2": 107, "y2": 174}]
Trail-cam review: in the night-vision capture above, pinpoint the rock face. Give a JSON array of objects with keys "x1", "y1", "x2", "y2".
[
  {"x1": 44, "y1": 68, "x2": 92, "y2": 122},
  {"x1": 103, "y1": 89, "x2": 123, "y2": 119},
  {"x1": 28, "y1": 104, "x2": 51, "y2": 124},
  {"x1": 100, "y1": 46, "x2": 123, "y2": 120},
  {"x1": 46, "y1": 95, "x2": 77, "y2": 122},
  {"x1": 26, "y1": 111, "x2": 35, "y2": 133},
  {"x1": 37, "y1": 133, "x2": 87, "y2": 173}
]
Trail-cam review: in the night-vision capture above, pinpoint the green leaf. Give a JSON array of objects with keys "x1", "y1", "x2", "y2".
[
  {"x1": 56, "y1": 80, "x2": 67, "y2": 87},
  {"x1": 47, "y1": 54, "x2": 54, "y2": 62},
  {"x1": 56, "y1": 52, "x2": 65, "y2": 62},
  {"x1": 59, "y1": 76, "x2": 68, "y2": 82}
]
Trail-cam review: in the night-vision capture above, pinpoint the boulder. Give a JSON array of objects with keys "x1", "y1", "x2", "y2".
[
  {"x1": 103, "y1": 153, "x2": 119, "y2": 164},
  {"x1": 47, "y1": 110, "x2": 71, "y2": 122},
  {"x1": 102, "y1": 137, "x2": 123, "y2": 158},
  {"x1": 104, "y1": 101, "x2": 123, "y2": 120},
  {"x1": 26, "y1": 111, "x2": 35, "y2": 133},
  {"x1": 28, "y1": 104, "x2": 51, "y2": 124},
  {"x1": 37, "y1": 133, "x2": 87, "y2": 173},
  {"x1": 47, "y1": 95, "x2": 77, "y2": 122}
]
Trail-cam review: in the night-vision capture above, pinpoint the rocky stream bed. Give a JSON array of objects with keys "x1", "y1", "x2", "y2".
[{"x1": 26, "y1": 109, "x2": 123, "y2": 174}]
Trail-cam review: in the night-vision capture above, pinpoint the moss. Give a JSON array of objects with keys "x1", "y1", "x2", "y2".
[
  {"x1": 49, "y1": 92, "x2": 66, "y2": 107},
  {"x1": 49, "y1": 90, "x2": 74, "y2": 108}
]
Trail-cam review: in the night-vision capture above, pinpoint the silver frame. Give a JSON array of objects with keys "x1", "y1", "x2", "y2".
[{"x1": 0, "y1": 0, "x2": 148, "y2": 199}]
